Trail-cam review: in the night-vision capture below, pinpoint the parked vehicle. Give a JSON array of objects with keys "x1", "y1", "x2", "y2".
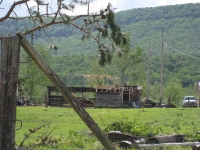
[
  {"x1": 16, "y1": 97, "x2": 26, "y2": 106},
  {"x1": 182, "y1": 96, "x2": 197, "y2": 107}
]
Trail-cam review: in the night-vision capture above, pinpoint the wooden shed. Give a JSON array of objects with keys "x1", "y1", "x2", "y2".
[
  {"x1": 95, "y1": 85, "x2": 142, "y2": 108},
  {"x1": 46, "y1": 85, "x2": 95, "y2": 107}
]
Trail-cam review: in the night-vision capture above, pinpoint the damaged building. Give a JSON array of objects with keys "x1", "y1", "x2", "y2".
[
  {"x1": 46, "y1": 85, "x2": 142, "y2": 108},
  {"x1": 95, "y1": 85, "x2": 142, "y2": 108}
]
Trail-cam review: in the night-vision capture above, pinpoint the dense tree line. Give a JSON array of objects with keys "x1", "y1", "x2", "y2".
[{"x1": 1, "y1": 3, "x2": 200, "y2": 54}]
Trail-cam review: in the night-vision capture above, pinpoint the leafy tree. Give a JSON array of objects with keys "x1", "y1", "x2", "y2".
[
  {"x1": 148, "y1": 81, "x2": 160, "y2": 102},
  {"x1": 164, "y1": 78, "x2": 184, "y2": 106},
  {"x1": 112, "y1": 37, "x2": 143, "y2": 85},
  {"x1": 19, "y1": 44, "x2": 52, "y2": 103}
]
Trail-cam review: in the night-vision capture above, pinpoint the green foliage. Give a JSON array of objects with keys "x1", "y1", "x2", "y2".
[
  {"x1": 19, "y1": 44, "x2": 52, "y2": 102},
  {"x1": 104, "y1": 116, "x2": 162, "y2": 137},
  {"x1": 19, "y1": 122, "x2": 99, "y2": 149},
  {"x1": 55, "y1": 130, "x2": 97, "y2": 149},
  {"x1": 60, "y1": 13, "x2": 71, "y2": 25},
  {"x1": 112, "y1": 42, "x2": 144, "y2": 84},
  {"x1": 105, "y1": 3, "x2": 126, "y2": 46},
  {"x1": 164, "y1": 78, "x2": 185, "y2": 107}
]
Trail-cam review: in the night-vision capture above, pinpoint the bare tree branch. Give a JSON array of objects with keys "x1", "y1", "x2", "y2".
[
  {"x1": 0, "y1": 0, "x2": 30, "y2": 22},
  {"x1": 0, "y1": 0, "x2": 127, "y2": 65},
  {"x1": 8, "y1": 13, "x2": 57, "y2": 20},
  {"x1": 51, "y1": 0, "x2": 62, "y2": 23},
  {"x1": 23, "y1": 20, "x2": 63, "y2": 35}
]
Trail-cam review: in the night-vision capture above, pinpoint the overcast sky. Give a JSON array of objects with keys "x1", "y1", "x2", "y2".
[{"x1": 1, "y1": 0, "x2": 200, "y2": 17}]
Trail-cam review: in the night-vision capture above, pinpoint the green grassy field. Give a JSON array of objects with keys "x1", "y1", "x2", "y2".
[{"x1": 15, "y1": 107, "x2": 200, "y2": 149}]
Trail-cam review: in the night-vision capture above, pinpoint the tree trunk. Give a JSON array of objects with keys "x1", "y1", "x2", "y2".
[{"x1": 0, "y1": 36, "x2": 20, "y2": 150}]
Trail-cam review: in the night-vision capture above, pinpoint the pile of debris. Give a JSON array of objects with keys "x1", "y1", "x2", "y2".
[{"x1": 106, "y1": 131, "x2": 200, "y2": 149}]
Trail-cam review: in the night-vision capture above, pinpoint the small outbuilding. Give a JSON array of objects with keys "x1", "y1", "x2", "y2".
[{"x1": 95, "y1": 85, "x2": 142, "y2": 108}]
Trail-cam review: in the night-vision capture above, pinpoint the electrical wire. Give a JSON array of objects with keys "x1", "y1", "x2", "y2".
[
  {"x1": 164, "y1": 42, "x2": 200, "y2": 59},
  {"x1": 164, "y1": 33, "x2": 200, "y2": 50}
]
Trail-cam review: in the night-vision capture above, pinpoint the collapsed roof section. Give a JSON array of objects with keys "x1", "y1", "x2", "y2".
[
  {"x1": 47, "y1": 85, "x2": 142, "y2": 94},
  {"x1": 94, "y1": 85, "x2": 142, "y2": 94}
]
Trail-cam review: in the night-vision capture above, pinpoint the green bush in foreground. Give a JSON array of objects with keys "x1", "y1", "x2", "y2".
[{"x1": 104, "y1": 116, "x2": 163, "y2": 137}]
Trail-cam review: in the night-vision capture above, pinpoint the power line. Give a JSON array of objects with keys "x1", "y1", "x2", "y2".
[
  {"x1": 164, "y1": 33, "x2": 200, "y2": 50},
  {"x1": 164, "y1": 42, "x2": 200, "y2": 59}
]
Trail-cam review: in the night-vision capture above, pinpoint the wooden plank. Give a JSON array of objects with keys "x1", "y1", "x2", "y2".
[
  {"x1": 108, "y1": 131, "x2": 139, "y2": 141},
  {"x1": 145, "y1": 134, "x2": 186, "y2": 143},
  {"x1": 16, "y1": 32, "x2": 116, "y2": 150},
  {"x1": 139, "y1": 142, "x2": 200, "y2": 149}
]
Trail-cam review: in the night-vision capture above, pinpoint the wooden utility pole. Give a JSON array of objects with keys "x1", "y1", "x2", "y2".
[
  {"x1": 160, "y1": 31, "x2": 164, "y2": 107},
  {"x1": 0, "y1": 36, "x2": 20, "y2": 150},
  {"x1": 16, "y1": 32, "x2": 116, "y2": 150},
  {"x1": 146, "y1": 39, "x2": 150, "y2": 102}
]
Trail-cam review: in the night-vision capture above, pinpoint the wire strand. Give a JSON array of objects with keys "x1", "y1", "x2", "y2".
[
  {"x1": 164, "y1": 42, "x2": 200, "y2": 59},
  {"x1": 164, "y1": 33, "x2": 200, "y2": 50}
]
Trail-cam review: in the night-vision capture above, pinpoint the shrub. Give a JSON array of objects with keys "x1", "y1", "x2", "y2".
[{"x1": 104, "y1": 117, "x2": 162, "y2": 137}]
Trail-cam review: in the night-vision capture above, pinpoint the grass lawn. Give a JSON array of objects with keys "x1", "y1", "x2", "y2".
[{"x1": 15, "y1": 106, "x2": 200, "y2": 149}]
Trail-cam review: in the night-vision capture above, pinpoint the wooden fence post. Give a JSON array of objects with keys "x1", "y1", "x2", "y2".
[
  {"x1": 16, "y1": 32, "x2": 116, "y2": 150},
  {"x1": 0, "y1": 36, "x2": 20, "y2": 150}
]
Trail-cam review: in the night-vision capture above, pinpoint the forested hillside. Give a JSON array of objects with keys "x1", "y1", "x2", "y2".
[
  {"x1": 1, "y1": 3, "x2": 200, "y2": 54},
  {"x1": 1, "y1": 3, "x2": 200, "y2": 105}
]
